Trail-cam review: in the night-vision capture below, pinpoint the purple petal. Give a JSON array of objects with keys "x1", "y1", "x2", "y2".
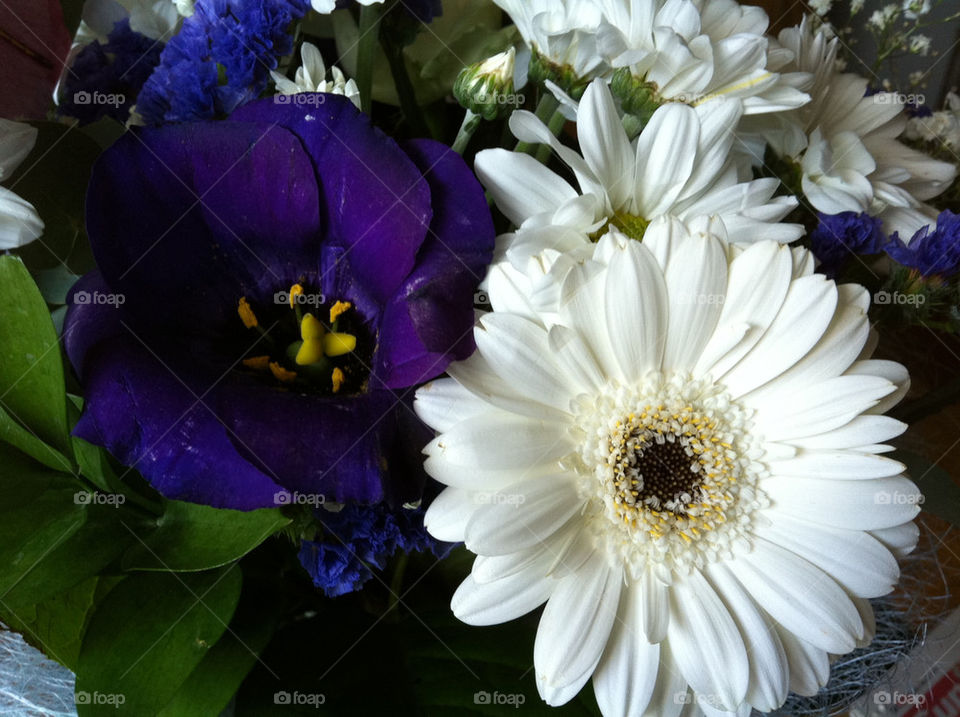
[
  {"x1": 375, "y1": 139, "x2": 495, "y2": 388},
  {"x1": 74, "y1": 337, "x2": 289, "y2": 510},
  {"x1": 63, "y1": 271, "x2": 124, "y2": 378},
  {"x1": 228, "y1": 94, "x2": 433, "y2": 306},
  {"x1": 85, "y1": 120, "x2": 322, "y2": 330}
]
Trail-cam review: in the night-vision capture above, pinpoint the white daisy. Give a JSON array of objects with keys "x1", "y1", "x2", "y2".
[
  {"x1": 493, "y1": 0, "x2": 608, "y2": 88},
  {"x1": 595, "y1": 0, "x2": 809, "y2": 114},
  {"x1": 271, "y1": 42, "x2": 361, "y2": 108},
  {"x1": 0, "y1": 120, "x2": 43, "y2": 250},
  {"x1": 474, "y1": 78, "x2": 802, "y2": 263},
  {"x1": 311, "y1": 0, "x2": 383, "y2": 14},
  {"x1": 416, "y1": 224, "x2": 919, "y2": 716},
  {"x1": 752, "y1": 17, "x2": 956, "y2": 239}
]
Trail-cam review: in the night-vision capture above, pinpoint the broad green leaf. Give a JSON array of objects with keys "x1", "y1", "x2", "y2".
[
  {"x1": 0, "y1": 576, "x2": 101, "y2": 671},
  {"x1": 121, "y1": 501, "x2": 291, "y2": 572},
  {"x1": 158, "y1": 581, "x2": 283, "y2": 716},
  {"x1": 0, "y1": 447, "x2": 87, "y2": 598},
  {"x1": 0, "y1": 256, "x2": 70, "y2": 454},
  {"x1": 0, "y1": 400, "x2": 72, "y2": 471},
  {"x1": 899, "y1": 449, "x2": 960, "y2": 525},
  {"x1": 76, "y1": 567, "x2": 243, "y2": 716}
]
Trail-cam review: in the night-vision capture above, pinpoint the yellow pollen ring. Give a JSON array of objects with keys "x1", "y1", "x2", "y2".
[{"x1": 238, "y1": 298, "x2": 258, "y2": 328}]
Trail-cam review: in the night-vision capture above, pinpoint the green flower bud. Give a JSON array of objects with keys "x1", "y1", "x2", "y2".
[{"x1": 454, "y1": 48, "x2": 522, "y2": 121}]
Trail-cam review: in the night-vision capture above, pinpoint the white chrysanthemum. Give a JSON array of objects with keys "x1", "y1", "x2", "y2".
[
  {"x1": 594, "y1": 0, "x2": 809, "y2": 114},
  {"x1": 753, "y1": 18, "x2": 956, "y2": 239},
  {"x1": 493, "y1": 0, "x2": 607, "y2": 84},
  {"x1": 474, "y1": 79, "x2": 802, "y2": 261},
  {"x1": 905, "y1": 92, "x2": 960, "y2": 148},
  {"x1": 416, "y1": 224, "x2": 920, "y2": 716},
  {"x1": 312, "y1": 0, "x2": 383, "y2": 13},
  {"x1": 0, "y1": 120, "x2": 43, "y2": 250},
  {"x1": 271, "y1": 42, "x2": 361, "y2": 108}
]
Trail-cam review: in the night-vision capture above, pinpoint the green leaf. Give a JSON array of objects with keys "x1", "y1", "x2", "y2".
[
  {"x1": 898, "y1": 449, "x2": 960, "y2": 525},
  {"x1": 0, "y1": 256, "x2": 71, "y2": 454},
  {"x1": 0, "y1": 400, "x2": 72, "y2": 471},
  {"x1": 12, "y1": 122, "x2": 101, "y2": 275},
  {"x1": 0, "y1": 447, "x2": 87, "y2": 599},
  {"x1": 121, "y1": 501, "x2": 291, "y2": 572},
  {"x1": 158, "y1": 581, "x2": 283, "y2": 717},
  {"x1": 75, "y1": 567, "x2": 243, "y2": 716},
  {"x1": 0, "y1": 575, "x2": 101, "y2": 671},
  {"x1": 35, "y1": 265, "x2": 80, "y2": 305}
]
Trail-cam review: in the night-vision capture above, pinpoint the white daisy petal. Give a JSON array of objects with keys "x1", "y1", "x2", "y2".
[
  {"x1": 423, "y1": 487, "x2": 478, "y2": 542},
  {"x1": 730, "y1": 539, "x2": 863, "y2": 653},
  {"x1": 767, "y1": 450, "x2": 904, "y2": 480},
  {"x1": 580, "y1": 79, "x2": 636, "y2": 209},
  {"x1": 641, "y1": 641, "x2": 689, "y2": 717},
  {"x1": 634, "y1": 104, "x2": 699, "y2": 216},
  {"x1": 414, "y1": 378, "x2": 490, "y2": 433},
  {"x1": 535, "y1": 557, "x2": 622, "y2": 706},
  {"x1": 667, "y1": 569, "x2": 749, "y2": 710},
  {"x1": 775, "y1": 627, "x2": 830, "y2": 697},
  {"x1": 870, "y1": 522, "x2": 920, "y2": 559},
  {"x1": 475, "y1": 148, "x2": 578, "y2": 227},
  {"x1": 706, "y1": 563, "x2": 789, "y2": 712},
  {"x1": 593, "y1": 584, "x2": 660, "y2": 717},
  {"x1": 453, "y1": 570, "x2": 555, "y2": 626}
]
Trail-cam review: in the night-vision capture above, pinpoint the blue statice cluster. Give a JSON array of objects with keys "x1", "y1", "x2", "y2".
[
  {"x1": 809, "y1": 211, "x2": 887, "y2": 277},
  {"x1": 136, "y1": 0, "x2": 310, "y2": 124},
  {"x1": 812, "y1": 210, "x2": 960, "y2": 278},
  {"x1": 887, "y1": 210, "x2": 960, "y2": 277},
  {"x1": 59, "y1": 19, "x2": 164, "y2": 124},
  {"x1": 298, "y1": 502, "x2": 448, "y2": 597}
]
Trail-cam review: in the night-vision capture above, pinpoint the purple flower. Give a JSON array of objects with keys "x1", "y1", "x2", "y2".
[
  {"x1": 64, "y1": 94, "x2": 494, "y2": 510},
  {"x1": 886, "y1": 210, "x2": 960, "y2": 277},
  {"x1": 298, "y1": 501, "x2": 446, "y2": 597},
  {"x1": 809, "y1": 211, "x2": 886, "y2": 277}
]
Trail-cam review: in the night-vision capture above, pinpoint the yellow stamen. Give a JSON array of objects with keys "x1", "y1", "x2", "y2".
[
  {"x1": 323, "y1": 332, "x2": 357, "y2": 357},
  {"x1": 331, "y1": 367, "x2": 345, "y2": 393},
  {"x1": 329, "y1": 300, "x2": 352, "y2": 324},
  {"x1": 242, "y1": 355, "x2": 270, "y2": 371},
  {"x1": 289, "y1": 284, "x2": 304, "y2": 308},
  {"x1": 269, "y1": 362, "x2": 297, "y2": 383},
  {"x1": 237, "y1": 297, "x2": 258, "y2": 328}
]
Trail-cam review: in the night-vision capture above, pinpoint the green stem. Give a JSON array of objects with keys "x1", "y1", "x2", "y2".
[
  {"x1": 514, "y1": 92, "x2": 559, "y2": 155},
  {"x1": 534, "y1": 107, "x2": 568, "y2": 164},
  {"x1": 356, "y1": 4, "x2": 382, "y2": 115},
  {"x1": 382, "y1": 39, "x2": 430, "y2": 138},
  {"x1": 386, "y1": 551, "x2": 409, "y2": 616},
  {"x1": 451, "y1": 109, "x2": 482, "y2": 155}
]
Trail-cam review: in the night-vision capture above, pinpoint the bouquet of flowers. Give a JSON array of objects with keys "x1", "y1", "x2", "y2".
[{"x1": 2, "y1": 0, "x2": 959, "y2": 714}]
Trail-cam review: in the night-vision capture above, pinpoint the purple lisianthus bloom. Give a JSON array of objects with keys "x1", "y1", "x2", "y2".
[
  {"x1": 886, "y1": 210, "x2": 960, "y2": 277},
  {"x1": 64, "y1": 93, "x2": 494, "y2": 510}
]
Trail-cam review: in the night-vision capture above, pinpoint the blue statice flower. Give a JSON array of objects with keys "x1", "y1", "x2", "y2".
[
  {"x1": 809, "y1": 211, "x2": 887, "y2": 277},
  {"x1": 886, "y1": 210, "x2": 960, "y2": 277},
  {"x1": 137, "y1": 0, "x2": 310, "y2": 124},
  {"x1": 298, "y1": 502, "x2": 447, "y2": 597},
  {"x1": 59, "y1": 19, "x2": 164, "y2": 124}
]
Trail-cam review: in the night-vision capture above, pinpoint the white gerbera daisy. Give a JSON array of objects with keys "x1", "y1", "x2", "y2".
[
  {"x1": 753, "y1": 17, "x2": 956, "y2": 239},
  {"x1": 474, "y1": 78, "x2": 802, "y2": 260},
  {"x1": 0, "y1": 120, "x2": 43, "y2": 250},
  {"x1": 595, "y1": 0, "x2": 809, "y2": 114},
  {"x1": 271, "y1": 42, "x2": 361, "y2": 108},
  {"x1": 416, "y1": 224, "x2": 919, "y2": 716}
]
